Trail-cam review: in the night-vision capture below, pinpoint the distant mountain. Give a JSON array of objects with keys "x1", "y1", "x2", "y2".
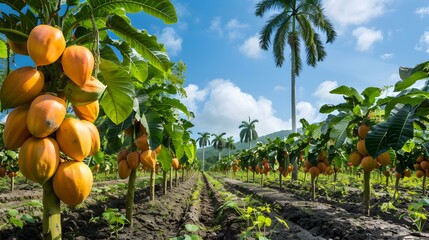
[{"x1": 196, "y1": 129, "x2": 294, "y2": 160}]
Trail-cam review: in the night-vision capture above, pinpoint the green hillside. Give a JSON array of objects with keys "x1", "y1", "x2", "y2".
[{"x1": 197, "y1": 129, "x2": 293, "y2": 169}]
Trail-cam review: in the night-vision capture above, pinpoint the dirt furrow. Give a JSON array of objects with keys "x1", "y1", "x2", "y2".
[{"x1": 221, "y1": 177, "x2": 429, "y2": 240}]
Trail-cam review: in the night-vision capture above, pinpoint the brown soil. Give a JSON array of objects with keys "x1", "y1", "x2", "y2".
[
  {"x1": 1, "y1": 173, "x2": 429, "y2": 240},
  {"x1": 220, "y1": 177, "x2": 429, "y2": 240}
]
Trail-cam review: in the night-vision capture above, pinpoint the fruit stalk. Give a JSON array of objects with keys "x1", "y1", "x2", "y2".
[
  {"x1": 42, "y1": 178, "x2": 61, "y2": 240},
  {"x1": 363, "y1": 171, "x2": 371, "y2": 216}
]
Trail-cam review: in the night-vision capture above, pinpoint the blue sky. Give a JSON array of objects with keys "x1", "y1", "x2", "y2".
[
  {"x1": 4, "y1": 1, "x2": 429, "y2": 141},
  {"x1": 134, "y1": 0, "x2": 429, "y2": 140}
]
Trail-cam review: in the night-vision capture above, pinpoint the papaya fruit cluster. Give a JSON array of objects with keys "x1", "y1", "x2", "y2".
[
  {"x1": 304, "y1": 150, "x2": 336, "y2": 178},
  {"x1": 2, "y1": 24, "x2": 104, "y2": 207},
  {"x1": 116, "y1": 122, "x2": 181, "y2": 179},
  {"x1": 414, "y1": 156, "x2": 429, "y2": 178},
  {"x1": 117, "y1": 122, "x2": 161, "y2": 179},
  {"x1": 348, "y1": 124, "x2": 390, "y2": 173}
]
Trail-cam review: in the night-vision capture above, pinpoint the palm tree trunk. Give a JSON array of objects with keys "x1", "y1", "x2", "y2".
[
  {"x1": 202, "y1": 146, "x2": 205, "y2": 172},
  {"x1": 290, "y1": 19, "x2": 298, "y2": 180}
]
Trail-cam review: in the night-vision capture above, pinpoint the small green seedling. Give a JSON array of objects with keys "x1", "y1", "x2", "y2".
[
  {"x1": 0, "y1": 209, "x2": 36, "y2": 229},
  {"x1": 90, "y1": 208, "x2": 129, "y2": 238},
  {"x1": 400, "y1": 198, "x2": 429, "y2": 232},
  {"x1": 169, "y1": 224, "x2": 202, "y2": 240}
]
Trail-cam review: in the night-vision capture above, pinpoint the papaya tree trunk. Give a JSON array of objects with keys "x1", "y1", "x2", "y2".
[
  {"x1": 162, "y1": 171, "x2": 167, "y2": 195},
  {"x1": 385, "y1": 174, "x2": 389, "y2": 187},
  {"x1": 422, "y1": 174, "x2": 426, "y2": 195},
  {"x1": 334, "y1": 170, "x2": 337, "y2": 183},
  {"x1": 150, "y1": 169, "x2": 155, "y2": 203},
  {"x1": 260, "y1": 173, "x2": 264, "y2": 186},
  {"x1": 311, "y1": 175, "x2": 316, "y2": 201},
  {"x1": 394, "y1": 176, "x2": 400, "y2": 199},
  {"x1": 10, "y1": 176, "x2": 14, "y2": 192},
  {"x1": 169, "y1": 167, "x2": 173, "y2": 190},
  {"x1": 126, "y1": 169, "x2": 137, "y2": 226},
  {"x1": 279, "y1": 173, "x2": 282, "y2": 189},
  {"x1": 181, "y1": 168, "x2": 184, "y2": 182},
  {"x1": 304, "y1": 172, "x2": 307, "y2": 186},
  {"x1": 175, "y1": 170, "x2": 178, "y2": 187},
  {"x1": 43, "y1": 178, "x2": 61, "y2": 240},
  {"x1": 363, "y1": 171, "x2": 371, "y2": 216},
  {"x1": 252, "y1": 171, "x2": 255, "y2": 183}
]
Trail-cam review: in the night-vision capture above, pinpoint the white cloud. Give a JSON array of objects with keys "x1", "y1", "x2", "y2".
[
  {"x1": 183, "y1": 79, "x2": 289, "y2": 138},
  {"x1": 313, "y1": 81, "x2": 342, "y2": 103},
  {"x1": 323, "y1": 0, "x2": 391, "y2": 30},
  {"x1": 226, "y1": 19, "x2": 248, "y2": 30},
  {"x1": 239, "y1": 35, "x2": 263, "y2": 59},
  {"x1": 416, "y1": 31, "x2": 429, "y2": 53},
  {"x1": 226, "y1": 19, "x2": 248, "y2": 39},
  {"x1": 416, "y1": 7, "x2": 429, "y2": 18},
  {"x1": 274, "y1": 85, "x2": 286, "y2": 91},
  {"x1": 180, "y1": 84, "x2": 208, "y2": 113},
  {"x1": 352, "y1": 27, "x2": 383, "y2": 51},
  {"x1": 158, "y1": 27, "x2": 183, "y2": 56},
  {"x1": 210, "y1": 17, "x2": 223, "y2": 37},
  {"x1": 296, "y1": 102, "x2": 323, "y2": 124},
  {"x1": 381, "y1": 53, "x2": 394, "y2": 60}
]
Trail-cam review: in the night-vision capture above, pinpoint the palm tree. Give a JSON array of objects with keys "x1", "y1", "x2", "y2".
[
  {"x1": 211, "y1": 132, "x2": 226, "y2": 162},
  {"x1": 239, "y1": 117, "x2": 259, "y2": 182},
  {"x1": 239, "y1": 117, "x2": 259, "y2": 149},
  {"x1": 225, "y1": 136, "x2": 236, "y2": 160},
  {"x1": 255, "y1": 0, "x2": 336, "y2": 180},
  {"x1": 196, "y1": 132, "x2": 211, "y2": 172}
]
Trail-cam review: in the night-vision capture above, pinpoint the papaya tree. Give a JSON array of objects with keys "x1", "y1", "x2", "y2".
[
  {"x1": 366, "y1": 61, "x2": 429, "y2": 198},
  {"x1": 318, "y1": 85, "x2": 387, "y2": 215},
  {"x1": 0, "y1": 0, "x2": 179, "y2": 237}
]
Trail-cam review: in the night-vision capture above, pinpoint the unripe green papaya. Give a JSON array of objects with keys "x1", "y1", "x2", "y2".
[{"x1": 64, "y1": 77, "x2": 106, "y2": 106}]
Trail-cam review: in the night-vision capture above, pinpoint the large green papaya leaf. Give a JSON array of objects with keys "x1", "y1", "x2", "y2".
[
  {"x1": 366, "y1": 104, "x2": 418, "y2": 158},
  {"x1": 101, "y1": 37, "x2": 148, "y2": 82},
  {"x1": 183, "y1": 141, "x2": 195, "y2": 163},
  {"x1": 157, "y1": 145, "x2": 172, "y2": 172},
  {"x1": 330, "y1": 85, "x2": 363, "y2": 102},
  {"x1": 361, "y1": 87, "x2": 381, "y2": 106},
  {"x1": 140, "y1": 110, "x2": 163, "y2": 150},
  {"x1": 165, "y1": 123, "x2": 185, "y2": 160},
  {"x1": 159, "y1": 97, "x2": 190, "y2": 118},
  {"x1": 88, "y1": 0, "x2": 177, "y2": 23},
  {"x1": 106, "y1": 14, "x2": 172, "y2": 72},
  {"x1": 386, "y1": 104, "x2": 418, "y2": 151},
  {"x1": 330, "y1": 115, "x2": 353, "y2": 149},
  {"x1": 395, "y1": 62, "x2": 429, "y2": 91},
  {"x1": 99, "y1": 59, "x2": 135, "y2": 125}
]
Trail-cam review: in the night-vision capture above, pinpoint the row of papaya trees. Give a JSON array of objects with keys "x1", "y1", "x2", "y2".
[
  {"x1": 212, "y1": 60, "x2": 429, "y2": 217},
  {"x1": 0, "y1": 0, "x2": 198, "y2": 239}
]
